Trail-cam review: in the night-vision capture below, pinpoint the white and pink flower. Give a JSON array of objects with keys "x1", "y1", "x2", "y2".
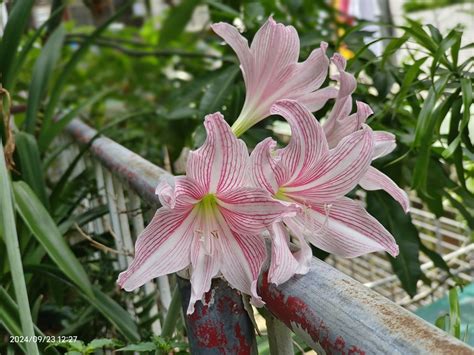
[
  {"x1": 118, "y1": 113, "x2": 298, "y2": 313},
  {"x1": 212, "y1": 17, "x2": 335, "y2": 137},
  {"x1": 250, "y1": 100, "x2": 400, "y2": 285}
]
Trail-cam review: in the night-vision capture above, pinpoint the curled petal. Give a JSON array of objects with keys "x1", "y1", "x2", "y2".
[
  {"x1": 117, "y1": 207, "x2": 197, "y2": 291},
  {"x1": 373, "y1": 131, "x2": 396, "y2": 159},
  {"x1": 211, "y1": 22, "x2": 253, "y2": 88},
  {"x1": 215, "y1": 213, "x2": 267, "y2": 307},
  {"x1": 299, "y1": 86, "x2": 338, "y2": 112},
  {"x1": 250, "y1": 138, "x2": 279, "y2": 194},
  {"x1": 187, "y1": 233, "x2": 221, "y2": 314},
  {"x1": 268, "y1": 222, "x2": 311, "y2": 286},
  {"x1": 187, "y1": 112, "x2": 249, "y2": 194},
  {"x1": 217, "y1": 187, "x2": 299, "y2": 235},
  {"x1": 360, "y1": 167, "x2": 410, "y2": 213},
  {"x1": 287, "y1": 197, "x2": 399, "y2": 258},
  {"x1": 285, "y1": 127, "x2": 374, "y2": 203},
  {"x1": 271, "y1": 100, "x2": 329, "y2": 185},
  {"x1": 156, "y1": 175, "x2": 206, "y2": 209}
]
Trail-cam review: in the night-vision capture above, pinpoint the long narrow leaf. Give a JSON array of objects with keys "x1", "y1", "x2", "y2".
[
  {"x1": 24, "y1": 25, "x2": 66, "y2": 133},
  {"x1": 0, "y1": 142, "x2": 39, "y2": 355},
  {"x1": 13, "y1": 181, "x2": 94, "y2": 298},
  {"x1": 43, "y1": 1, "x2": 133, "y2": 129},
  {"x1": 39, "y1": 88, "x2": 113, "y2": 151},
  {"x1": 15, "y1": 132, "x2": 49, "y2": 207},
  {"x1": 0, "y1": 0, "x2": 35, "y2": 87}
]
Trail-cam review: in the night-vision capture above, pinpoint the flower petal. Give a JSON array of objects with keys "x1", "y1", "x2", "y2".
[
  {"x1": 285, "y1": 126, "x2": 374, "y2": 203},
  {"x1": 299, "y1": 86, "x2": 338, "y2": 112},
  {"x1": 250, "y1": 138, "x2": 279, "y2": 194},
  {"x1": 373, "y1": 131, "x2": 396, "y2": 159},
  {"x1": 268, "y1": 222, "x2": 311, "y2": 286},
  {"x1": 187, "y1": 233, "x2": 221, "y2": 314},
  {"x1": 217, "y1": 187, "x2": 299, "y2": 235},
  {"x1": 214, "y1": 212, "x2": 267, "y2": 307},
  {"x1": 359, "y1": 166, "x2": 410, "y2": 212},
  {"x1": 156, "y1": 175, "x2": 206, "y2": 209},
  {"x1": 271, "y1": 100, "x2": 329, "y2": 185},
  {"x1": 286, "y1": 197, "x2": 399, "y2": 257},
  {"x1": 187, "y1": 112, "x2": 249, "y2": 194},
  {"x1": 117, "y1": 207, "x2": 197, "y2": 290},
  {"x1": 211, "y1": 22, "x2": 253, "y2": 88},
  {"x1": 324, "y1": 101, "x2": 373, "y2": 148}
]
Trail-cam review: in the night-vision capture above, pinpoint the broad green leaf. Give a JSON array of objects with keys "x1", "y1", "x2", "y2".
[
  {"x1": 403, "y1": 19, "x2": 437, "y2": 54},
  {"x1": 395, "y1": 57, "x2": 427, "y2": 107},
  {"x1": 158, "y1": 0, "x2": 201, "y2": 47},
  {"x1": 0, "y1": 142, "x2": 39, "y2": 355},
  {"x1": 199, "y1": 65, "x2": 239, "y2": 114},
  {"x1": 381, "y1": 33, "x2": 409, "y2": 68},
  {"x1": 435, "y1": 314, "x2": 449, "y2": 331},
  {"x1": 366, "y1": 191, "x2": 422, "y2": 296},
  {"x1": 39, "y1": 87, "x2": 113, "y2": 151},
  {"x1": 24, "y1": 25, "x2": 66, "y2": 133},
  {"x1": 15, "y1": 132, "x2": 49, "y2": 207},
  {"x1": 13, "y1": 181, "x2": 94, "y2": 298},
  {"x1": 43, "y1": 1, "x2": 132, "y2": 128},
  {"x1": 418, "y1": 242, "x2": 451, "y2": 276},
  {"x1": 0, "y1": 0, "x2": 35, "y2": 87}
]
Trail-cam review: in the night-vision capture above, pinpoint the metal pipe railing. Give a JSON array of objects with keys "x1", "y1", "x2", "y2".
[{"x1": 64, "y1": 118, "x2": 474, "y2": 354}]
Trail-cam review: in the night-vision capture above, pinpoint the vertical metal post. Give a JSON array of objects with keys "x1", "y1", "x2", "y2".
[{"x1": 178, "y1": 277, "x2": 257, "y2": 354}]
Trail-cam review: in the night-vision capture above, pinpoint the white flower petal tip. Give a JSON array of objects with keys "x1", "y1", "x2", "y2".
[{"x1": 331, "y1": 53, "x2": 347, "y2": 71}]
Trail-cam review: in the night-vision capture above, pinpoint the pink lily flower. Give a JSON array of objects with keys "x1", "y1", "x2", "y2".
[
  {"x1": 117, "y1": 113, "x2": 298, "y2": 314},
  {"x1": 323, "y1": 54, "x2": 409, "y2": 212},
  {"x1": 211, "y1": 17, "x2": 336, "y2": 137},
  {"x1": 250, "y1": 99, "x2": 399, "y2": 285}
]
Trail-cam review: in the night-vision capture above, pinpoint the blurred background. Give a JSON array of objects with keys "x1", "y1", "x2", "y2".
[{"x1": 0, "y1": 0, "x2": 473, "y2": 353}]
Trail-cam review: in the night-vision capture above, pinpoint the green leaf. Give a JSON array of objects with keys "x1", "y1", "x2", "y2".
[
  {"x1": 366, "y1": 191, "x2": 422, "y2": 296},
  {"x1": 4, "y1": 4, "x2": 66, "y2": 91},
  {"x1": 445, "y1": 98, "x2": 465, "y2": 187},
  {"x1": 86, "y1": 338, "x2": 122, "y2": 351},
  {"x1": 24, "y1": 24, "x2": 66, "y2": 133},
  {"x1": 395, "y1": 57, "x2": 427, "y2": 107},
  {"x1": 117, "y1": 342, "x2": 157, "y2": 352},
  {"x1": 0, "y1": 0, "x2": 35, "y2": 87},
  {"x1": 38, "y1": 87, "x2": 113, "y2": 151},
  {"x1": 0, "y1": 287, "x2": 28, "y2": 353},
  {"x1": 0, "y1": 142, "x2": 39, "y2": 355},
  {"x1": 449, "y1": 287, "x2": 461, "y2": 339},
  {"x1": 43, "y1": 1, "x2": 133, "y2": 129},
  {"x1": 158, "y1": 0, "x2": 201, "y2": 47},
  {"x1": 443, "y1": 78, "x2": 473, "y2": 158},
  {"x1": 199, "y1": 65, "x2": 239, "y2": 115},
  {"x1": 435, "y1": 314, "x2": 449, "y2": 331},
  {"x1": 13, "y1": 181, "x2": 94, "y2": 298},
  {"x1": 381, "y1": 33, "x2": 409, "y2": 68},
  {"x1": 15, "y1": 132, "x2": 49, "y2": 207}
]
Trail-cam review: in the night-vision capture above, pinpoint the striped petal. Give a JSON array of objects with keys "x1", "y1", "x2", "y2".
[
  {"x1": 287, "y1": 197, "x2": 399, "y2": 258},
  {"x1": 187, "y1": 112, "x2": 249, "y2": 194},
  {"x1": 360, "y1": 167, "x2": 410, "y2": 212},
  {"x1": 217, "y1": 187, "x2": 299, "y2": 235},
  {"x1": 211, "y1": 22, "x2": 253, "y2": 89},
  {"x1": 249, "y1": 137, "x2": 279, "y2": 194},
  {"x1": 271, "y1": 100, "x2": 328, "y2": 185},
  {"x1": 373, "y1": 131, "x2": 396, "y2": 159},
  {"x1": 215, "y1": 212, "x2": 267, "y2": 307},
  {"x1": 299, "y1": 86, "x2": 338, "y2": 112},
  {"x1": 155, "y1": 175, "x2": 206, "y2": 209},
  {"x1": 268, "y1": 222, "x2": 311, "y2": 286},
  {"x1": 117, "y1": 207, "x2": 197, "y2": 291},
  {"x1": 284, "y1": 126, "x2": 374, "y2": 203},
  {"x1": 187, "y1": 230, "x2": 221, "y2": 314}
]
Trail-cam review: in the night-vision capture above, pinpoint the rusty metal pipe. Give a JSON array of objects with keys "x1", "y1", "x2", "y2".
[{"x1": 259, "y1": 257, "x2": 473, "y2": 354}]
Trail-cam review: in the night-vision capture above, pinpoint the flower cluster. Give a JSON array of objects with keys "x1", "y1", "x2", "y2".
[{"x1": 118, "y1": 17, "x2": 408, "y2": 313}]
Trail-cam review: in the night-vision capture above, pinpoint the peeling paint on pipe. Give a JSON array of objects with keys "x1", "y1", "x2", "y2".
[{"x1": 178, "y1": 277, "x2": 257, "y2": 355}]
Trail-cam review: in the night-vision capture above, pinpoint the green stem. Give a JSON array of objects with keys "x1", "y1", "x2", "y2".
[
  {"x1": 0, "y1": 141, "x2": 39, "y2": 355},
  {"x1": 161, "y1": 285, "x2": 181, "y2": 339}
]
